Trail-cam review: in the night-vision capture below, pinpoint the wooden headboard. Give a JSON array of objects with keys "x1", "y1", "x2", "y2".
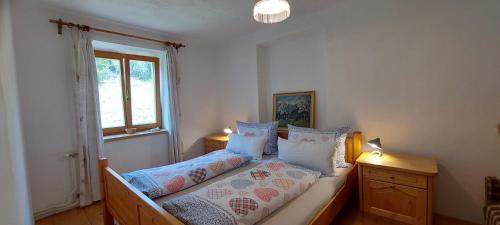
[{"x1": 278, "y1": 130, "x2": 362, "y2": 164}]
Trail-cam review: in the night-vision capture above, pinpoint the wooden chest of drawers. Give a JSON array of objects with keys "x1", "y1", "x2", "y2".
[
  {"x1": 204, "y1": 135, "x2": 228, "y2": 154},
  {"x1": 357, "y1": 152, "x2": 438, "y2": 225}
]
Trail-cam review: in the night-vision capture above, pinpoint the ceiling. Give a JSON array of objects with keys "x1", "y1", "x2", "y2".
[{"x1": 41, "y1": 0, "x2": 335, "y2": 42}]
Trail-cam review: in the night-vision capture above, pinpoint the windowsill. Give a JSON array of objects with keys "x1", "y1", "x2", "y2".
[{"x1": 103, "y1": 129, "x2": 168, "y2": 143}]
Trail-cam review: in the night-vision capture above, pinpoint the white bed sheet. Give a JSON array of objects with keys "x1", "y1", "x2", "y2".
[{"x1": 153, "y1": 155, "x2": 353, "y2": 225}]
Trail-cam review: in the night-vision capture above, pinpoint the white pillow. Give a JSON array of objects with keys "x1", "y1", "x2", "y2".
[
  {"x1": 226, "y1": 134, "x2": 267, "y2": 160},
  {"x1": 287, "y1": 125, "x2": 351, "y2": 168},
  {"x1": 278, "y1": 137, "x2": 337, "y2": 176}
]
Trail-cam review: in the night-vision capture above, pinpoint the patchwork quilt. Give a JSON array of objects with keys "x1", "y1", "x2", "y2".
[
  {"x1": 162, "y1": 160, "x2": 321, "y2": 225},
  {"x1": 122, "y1": 150, "x2": 252, "y2": 199}
]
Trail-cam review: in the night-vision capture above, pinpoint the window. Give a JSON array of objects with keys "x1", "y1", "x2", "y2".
[{"x1": 95, "y1": 51, "x2": 161, "y2": 135}]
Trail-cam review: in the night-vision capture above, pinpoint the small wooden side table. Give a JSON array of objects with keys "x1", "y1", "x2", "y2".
[
  {"x1": 357, "y1": 152, "x2": 438, "y2": 225},
  {"x1": 204, "y1": 135, "x2": 228, "y2": 154}
]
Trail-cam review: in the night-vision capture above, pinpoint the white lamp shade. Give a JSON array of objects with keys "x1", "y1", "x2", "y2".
[
  {"x1": 253, "y1": 0, "x2": 290, "y2": 24},
  {"x1": 223, "y1": 128, "x2": 233, "y2": 134}
]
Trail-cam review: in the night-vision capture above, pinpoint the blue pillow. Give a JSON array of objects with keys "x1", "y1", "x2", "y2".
[{"x1": 236, "y1": 121, "x2": 278, "y2": 155}]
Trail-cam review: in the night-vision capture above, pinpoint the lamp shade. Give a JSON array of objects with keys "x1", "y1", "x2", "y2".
[
  {"x1": 223, "y1": 127, "x2": 233, "y2": 134},
  {"x1": 367, "y1": 138, "x2": 382, "y2": 150},
  {"x1": 253, "y1": 0, "x2": 290, "y2": 24}
]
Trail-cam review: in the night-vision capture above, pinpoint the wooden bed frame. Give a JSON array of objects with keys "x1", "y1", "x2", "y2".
[{"x1": 99, "y1": 131, "x2": 363, "y2": 225}]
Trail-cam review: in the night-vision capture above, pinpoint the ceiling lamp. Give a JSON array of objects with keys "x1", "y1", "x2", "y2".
[{"x1": 253, "y1": 0, "x2": 290, "y2": 24}]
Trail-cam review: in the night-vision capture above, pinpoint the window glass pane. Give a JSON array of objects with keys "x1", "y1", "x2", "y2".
[
  {"x1": 129, "y1": 60, "x2": 157, "y2": 126},
  {"x1": 95, "y1": 57, "x2": 125, "y2": 128}
]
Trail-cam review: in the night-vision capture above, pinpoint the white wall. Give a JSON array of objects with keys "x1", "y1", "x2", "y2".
[
  {"x1": 215, "y1": 0, "x2": 500, "y2": 223},
  {"x1": 0, "y1": 0, "x2": 34, "y2": 224},
  {"x1": 105, "y1": 134, "x2": 169, "y2": 173},
  {"x1": 11, "y1": 0, "x2": 219, "y2": 217},
  {"x1": 178, "y1": 44, "x2": 221, "y2": 160},
  {"x1": 215, "y1": 42, "x2": 260, "y2": 127}
]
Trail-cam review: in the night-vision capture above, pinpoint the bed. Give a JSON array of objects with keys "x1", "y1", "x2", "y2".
[{"x1": 98, "y1": 131, "x2": 362, "y2": 225}]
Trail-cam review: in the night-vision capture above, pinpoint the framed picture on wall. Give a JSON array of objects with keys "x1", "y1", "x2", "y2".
[{"x1": 273, "y1": 91, "x2": 315, "y2": 130}]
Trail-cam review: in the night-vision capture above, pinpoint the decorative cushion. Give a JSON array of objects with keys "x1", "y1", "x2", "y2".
[
  {"x1": 277, "y1": 138, "x2": 336, "y2": 176},
  {"x1": 236, "y1": 121, "x2": 278, "y2": 155},
  {"x1": 287, "y1": 125, "x2": 351, "y2": 168},
  {"x1": 226, "y1": 134, "x2": 268, "y2": 160}
]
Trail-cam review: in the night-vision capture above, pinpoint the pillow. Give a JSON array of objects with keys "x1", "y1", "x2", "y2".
[
  {"x1": 288, "y1": 125, "x2": 351, "y2": 168},
  {"x1": 236, "y1": 121, "x2": 278, "y2": 155},
  {"x1": 226, "y1": 134, "x2": 267, "y2": 160},
  {"x1": 278, "y1": 138, "x2": 336, "y2": 175}
]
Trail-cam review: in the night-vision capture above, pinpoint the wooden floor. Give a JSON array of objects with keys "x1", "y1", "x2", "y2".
[
  {"x1": 35, "y1": 203, "x2": 103, "y2": 225},
  {"x1": 36, "y1": 201, "x2": 480, "y2": 225}
]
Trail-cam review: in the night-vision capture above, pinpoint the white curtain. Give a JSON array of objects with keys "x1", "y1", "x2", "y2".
[
  {"x1": 163, "y1": 46, "x2": 183, "y2": 164},
  {"x1": 71, "y1": 28, "x2": 103, "y2": 206}
]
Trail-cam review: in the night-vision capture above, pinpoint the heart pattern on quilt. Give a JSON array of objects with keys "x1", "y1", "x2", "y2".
[
  {"x1": 272, "y1": 178, "x2": 295, "y2": 190},
  {"x1": 209, "y1": 161, "x2": 225, "y2": 173},
  {"x1": 206, "y1": 189, "x2": 233, "y2": 200},
  {"x1": 250, "y1": 170, "x2": 271, "y2": 180},
  {"x1": 266, "y1": 162, "x2": 285, "y2": 171},
  {"x1": 286, "y1": 170, "x2": 307, "y2": 179},
  {"x1": 229, "y1": 197, "x2": 258, "y2": 216},
  {"x1": 230, "y1": 179, "x2": 254, "y2": 189},
  {"x1": 189, "y1": 168, "x2": 207, "y2": 184},
  {"x1": 254, "y1": 188, "x2": 279, "y2": 202},
  {"x1": 165, "y1": 176, "x2": 185, "y2": 193},
  {"x1": 228, "y1": 157, "x2": 242, "y2": 167}
]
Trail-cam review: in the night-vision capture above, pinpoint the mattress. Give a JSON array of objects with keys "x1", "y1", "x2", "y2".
[{"x1": 153, "y1": 155, "x2": 353, "y2": 225}]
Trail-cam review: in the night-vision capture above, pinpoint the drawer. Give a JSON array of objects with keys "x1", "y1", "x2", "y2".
[
  {"x1": 363, "y1": 166, "x2": 427, "y2": 189},
  {"x1": 363, "y1": 179, "x2": 427, "y2": 225}
]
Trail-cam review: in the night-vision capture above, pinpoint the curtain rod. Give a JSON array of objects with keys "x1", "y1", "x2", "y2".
[{"x1": 49, "y1": 18, "x2": 186, "y2": 50}]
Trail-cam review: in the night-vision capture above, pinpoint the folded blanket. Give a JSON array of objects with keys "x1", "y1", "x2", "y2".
[
  {"x1": 163, "y1": 160, "x2": 321, "y2": 225},
  {"x1": 122, "y1": 150, "x2": 252, "y2": 199}
]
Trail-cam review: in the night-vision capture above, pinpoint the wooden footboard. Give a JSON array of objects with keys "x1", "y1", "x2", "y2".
[
  {"x1": 99, "y1": 131, "x2": 363, "y2": 225},
  {"x1": 99, "y1": 159, "x2": 183, "y2": 225}
]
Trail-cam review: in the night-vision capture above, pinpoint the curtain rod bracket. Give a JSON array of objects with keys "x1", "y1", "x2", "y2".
[{"x1": 57, "y1": 19, "x2": 63, "y2": 35}]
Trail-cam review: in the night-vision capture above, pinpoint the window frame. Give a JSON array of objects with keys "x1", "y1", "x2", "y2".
[{"x1": 95, "y1": 50, "x2": 162, "y2": 136}]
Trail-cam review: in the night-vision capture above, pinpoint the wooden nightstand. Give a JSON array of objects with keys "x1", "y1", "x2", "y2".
[
  {"x1": 357, "y1": 152, "x2": 438, "y2": 225},
  {"x1": 204, "y1": 135, "x2": 228, "y2": 154}
]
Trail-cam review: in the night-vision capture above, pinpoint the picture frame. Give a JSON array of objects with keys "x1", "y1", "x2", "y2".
[{"x1": 273, "y1": 91, "x2": 316, "y2": 130}]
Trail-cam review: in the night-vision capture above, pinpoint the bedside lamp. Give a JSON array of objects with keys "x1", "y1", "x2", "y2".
[
  {"x1": 223, "y1": 127, "x2": 233, "y2": 135},
  {"x1": 368, "y1": 137, "x2": 383, "y2": 156}
]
